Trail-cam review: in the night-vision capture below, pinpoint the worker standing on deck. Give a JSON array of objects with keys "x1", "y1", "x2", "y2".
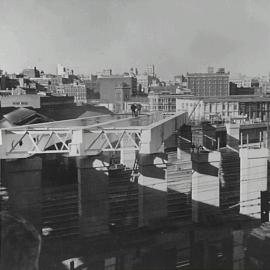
[
  {"x1": 137, "y1": 103, "x2": 142, "y2": 115},
  {"x1": 134, "y1": 106, "x2": 138, "y2": 117},
  {"x1": 131, "y1": 103, "x2": 136, "y2": 117}
]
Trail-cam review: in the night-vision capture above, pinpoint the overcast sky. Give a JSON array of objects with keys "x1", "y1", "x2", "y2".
[{"x1": 0, "y1": 0, "x2": 270, "y2": 79}]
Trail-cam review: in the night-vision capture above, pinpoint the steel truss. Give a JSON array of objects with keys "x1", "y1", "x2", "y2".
[
  {"x1": 85, "y1": 129, "x2": 142, "y2": 152},
  {"x1": 3, "y1": 127, "x2": 142, "y2": 158}
]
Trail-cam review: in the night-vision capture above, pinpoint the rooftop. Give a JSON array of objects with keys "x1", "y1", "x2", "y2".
[{"x1": 186, "y1": 72, "x2": 230, "y2": 76}]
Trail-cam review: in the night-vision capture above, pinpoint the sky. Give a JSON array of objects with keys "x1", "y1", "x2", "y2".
[{"x1": 0, "y1": 0, "x2": 270, "y2": 80}]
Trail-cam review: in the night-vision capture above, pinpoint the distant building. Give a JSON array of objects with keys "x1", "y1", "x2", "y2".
[
  {"x1": 136, "y1": 74, "x2": 151, "y2": 94},
  {"x1": 229, "y1": 82, "x2": 255, "y2": 95},
  {"x1": 187, "y1": 68, "x2": 230, "y2": 97},
  {"x1": 148, "y1": 92, "x2": 187, "y2": 112},
  {"x1": 230, "y1": 73, "x2": 252, "y2": 88},
  {"x1": 98, "y1": 75, "x2": 137, "y2": 102},
  {"x1": 56, "y1": 83, "x2": 87, "y2": 104},
  {"x1": 57, "y1": 64, "x2": 73, "y2": 78},
  {"x1": 176, "y1": 95, "x2": 270, "y2": 122},
  {"x1": 30, "y1": 77, "x2": 52, "y2": 92},
  {"x1": 145, "y1": 65, "x2": 156, "y2": 77},
  {"x1": 83, "y1": 75, "x2": 99, "y2": 100},
  {"x1": 174, "y1": 75, "x2": 187, "y2": 88},
  {"x1": 114, "y1": 83, "x2": 131, "y2": 113},
  {"x1": 101, "y1": 69, "x2": 112, "y2": 77},
  {"x1": 0, "y1": 75, "x2": 19, "y2": 90},
  {"x1": 22, "y1": 67, "x2": 40, "y2": 78}
]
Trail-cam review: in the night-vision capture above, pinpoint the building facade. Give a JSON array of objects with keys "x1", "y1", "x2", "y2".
[
  {"x1": 98, "y1": 75, "x2": 137, "y2": 102},
  {"x1": 114, "y1": 83, "x2": 131, "y2": 113},
  {"x1": 22, "y1": 67, "x2": 40, "y2": 78},
  {"x1": 148, "y1": 92, "x2": 186, "y2": 112},
  {"x1": 187, "y1": 68, "x2": 229, "y2": 97},
  {"x1": 136, "y1": 74, "x2": 151, "y2": 94},
  {"x1": 56, "y1": 83, "x2": 87, "y2": 103},
  {"x1": 229, "y1": 74, "x2": 252, "y2": 88},
  {"x1": 176, "y1": 96, "x2": 270, "y2": 122}
]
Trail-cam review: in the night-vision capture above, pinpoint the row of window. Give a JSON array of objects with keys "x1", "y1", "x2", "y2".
[
  {"x1": 180, "y1": 102, "x2": 238, "y2": 111},
  {"x1": 12, "y1": 102, "x2": 29, "y2": 105}
]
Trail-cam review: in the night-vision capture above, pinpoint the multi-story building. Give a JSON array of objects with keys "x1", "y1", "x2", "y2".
[
  {"x1": 174, "y1": 75, "x2": 187, "y2": 88},
  {"x1": 136, "y1": 74, "x2": 151, "y2": 94},
  {"x1": 187, "y1": 68, "x2": 230, "y2": 97},
  {"x1": 57, "y1": 64, "x2": 73, "y2": 78},
  {"x1": 22, "y1": 67, "x2": 40, "y2": 78},
  {"x1": 56, "y1": 83, "x2": 87, "y2": 104},
  {"x1": 230, "y1": 73, "x2": 252, "y2": 88},
  {"x1": 83, "y1": 75, "x2": 99, "y2": 100},
  {"x1": 148, "y1": 92, "x2": 187, "y2": 112},
  {"x1": 145, "y1": 65, "x2": 156, "y2": 77},
  {"x1": 114, "y1": 83, "x2": 131, "y2": 113},
  {"x1": 229, "y1": 82, "x2": 255, "y2": 95},
  {"x1": 176, "y1": 95, "x2": 270, "y2": 122},
  {"x1": 101, "y1": 69, "x2": 112, "y2": 77},
  {"x1": 98, "y1": 74, "x2": 137, "y2": 102}
]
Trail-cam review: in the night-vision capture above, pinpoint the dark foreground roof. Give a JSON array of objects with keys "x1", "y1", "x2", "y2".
[
  {"x1": 0, "y1": 107, "x2": 51, "y2": 127},
  {"x1": 35, "y1": 103, "x2": 112, "y2": 121}
]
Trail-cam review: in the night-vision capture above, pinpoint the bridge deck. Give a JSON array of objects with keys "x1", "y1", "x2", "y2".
[{"x1": 0, "y1": 112, "x2": 187, "y2": 159}]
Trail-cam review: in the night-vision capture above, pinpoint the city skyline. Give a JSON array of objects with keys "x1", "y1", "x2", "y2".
[{"x1": 1, "y1": 0, "x2": 270, "y2": 79}]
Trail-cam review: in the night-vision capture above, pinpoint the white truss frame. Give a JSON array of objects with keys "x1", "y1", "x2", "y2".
[
  {"x1": 8, "y1": 129, "x2": 71, "y2": 155},
  {"x1": 4, "y1": 128, "x2": 142, "y2": 158},
  {"x1": 85, "y1": 129, "x2": 142, "y2": 152},
  {"x1": 0, "y1": 112, "x2": 187, "y2": 159}
]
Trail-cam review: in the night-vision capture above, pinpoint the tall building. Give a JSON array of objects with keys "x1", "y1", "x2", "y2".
[
  {"x1": 136, "y1": 74, "x2": 151, "y2": 94},
  {"x1": 187, "y1": 68, "x2": 230, "y2": 97},
  {"x1": 98, "y1": 75, "x2": 137, "y2": 102},
  {"x1": 145, "y1": 65, "x2": 156, "y2": 77},
  {"x1": 22, "y1": 67, "x2": 40, "y2": 78},
  {"x1": 57, "y1": 64, "x2": 73, "y2": 78},
  {"x1": 114, "y1": 82, "x2": 131, "y2": 113},
  {"x1": 56, "y1": 83, "x2": 87, "y2": 104}
]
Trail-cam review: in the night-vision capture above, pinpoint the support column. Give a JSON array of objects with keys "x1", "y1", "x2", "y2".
[
  {"x1": 232, "y1": 230, "x2": 245, "y2": 270},
  {"x1": 138, "y1": 153, "x2": 167, "y2": 226},
  {"x1": 120, "y1": 134, "x2": 136, "y2": 169},
  {"x1": 226, "y1": 123, "x2": 240, "y2": 151},
  {"x1": 240, "y1": 148, "x2": 268, "y2": 219},
  {"x1": 76, "y1": 156, "x2": 109, "y2": 237},
  {"x1": 4, "y1": 156, "x2": 42, "y2": 231},
  {"x1": 192, "y1": 151, "x2": 221, "y2": 223}
]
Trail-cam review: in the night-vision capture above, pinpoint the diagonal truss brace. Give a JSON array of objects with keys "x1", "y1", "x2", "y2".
[
  {"x1": 85, "y1": 129, "x2": 142, "y2": 152},
  {"x1": 8, "y1": 130, "x2": 71, "y2": 155}
]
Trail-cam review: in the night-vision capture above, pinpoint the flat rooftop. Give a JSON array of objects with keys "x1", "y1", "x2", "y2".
[{"x1": 186, "y1": 72, "x2": 229, "y2": 76}]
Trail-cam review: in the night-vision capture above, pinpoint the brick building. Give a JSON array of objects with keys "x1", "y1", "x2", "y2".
[{"x1": 187, "y1": 68, "x2": 229, "y2": 97}]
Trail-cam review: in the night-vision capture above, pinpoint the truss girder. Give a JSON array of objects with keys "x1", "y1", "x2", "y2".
[
  {"x1": 0, "y1": 112, "x2": 188, "y2": 159},
  {"x1": 0, "y1": 128, "x2": 142, "y2": 159}
]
